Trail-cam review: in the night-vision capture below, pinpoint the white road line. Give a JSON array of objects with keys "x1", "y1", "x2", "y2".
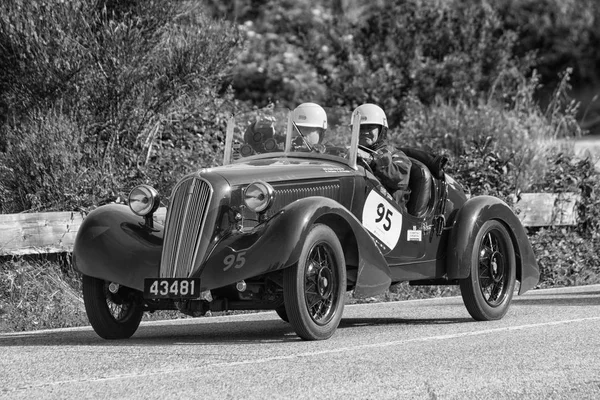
[{"x1": 8, "y1": 315, "x2": 600, "y2": 392}]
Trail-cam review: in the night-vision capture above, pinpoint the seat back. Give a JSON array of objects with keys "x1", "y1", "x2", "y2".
[{"x1": 406, "y1": 158, "x2": 433, "y2": 217}]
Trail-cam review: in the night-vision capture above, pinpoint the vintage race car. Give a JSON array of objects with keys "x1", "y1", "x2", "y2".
[{"x1": 74, "y1": 106, "x2": 539, "y2": 341}]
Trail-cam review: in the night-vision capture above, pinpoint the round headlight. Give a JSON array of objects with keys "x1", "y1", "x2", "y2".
[
  {"x1": 243, "y1": 181, "x2": 274, "y2": 213},
  {"x1": 128, "y1": 185, "x2": 160, "y2": 216}
]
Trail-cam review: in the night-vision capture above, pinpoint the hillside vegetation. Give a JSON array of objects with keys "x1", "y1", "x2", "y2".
[{"x1": 1, "y1": 0, "x2": 599, "y2": 332}]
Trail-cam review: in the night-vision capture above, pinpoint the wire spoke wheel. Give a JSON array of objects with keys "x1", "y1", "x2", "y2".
[
  {"x1": 460, "y1": 220, "x2": 516, "y2": 321},
  {"x1": 304, "y1": 242, "x2": 338, "y2": 325},
  {"x1": 83, "y1": 275, "x2": 144, "y2": 340},
  {"x1": 283, "y1": 224, "x2": 346, "y2": 340},
  {"x1": 478, "y1": 232, "x2": 509, "y2": 306}
]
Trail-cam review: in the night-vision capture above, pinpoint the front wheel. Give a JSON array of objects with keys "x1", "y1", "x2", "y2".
[
  {"x1": 459, "y1": 220, "x2": 516, "y2": 321},
  {"x1": 283, "y1": 224, "x2": 346, "y2": 340},
  {"x1": 82, "y1": 275, "x2": 144, "y2": 339}
]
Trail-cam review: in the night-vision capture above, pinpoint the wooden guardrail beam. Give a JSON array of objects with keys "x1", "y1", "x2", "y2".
[
  {"x1": 0, "y1": 193, "x2": 579, "y2": 256},
  {"x1": 0, "y1": 208, "x2": 166, "y2": 256},
  {"x1": 514, "y1": 192, "x2": 578, "y2": 227}
]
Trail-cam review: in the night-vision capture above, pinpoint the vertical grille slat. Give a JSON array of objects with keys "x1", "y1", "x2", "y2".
[{"x1": 160, "y1": 177, "x2": 213, "y2": 278}]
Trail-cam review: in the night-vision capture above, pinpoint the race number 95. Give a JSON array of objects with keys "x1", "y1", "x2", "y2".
[
  {"x1": 362, "y1": 190, "x2": 403, "y2": 250},
  {"x1": 223, "y1": 251, "x2": 246, "y2": 271},
  {"x1": 375, "y1": 203, "x2": 393, "y2": 231}
]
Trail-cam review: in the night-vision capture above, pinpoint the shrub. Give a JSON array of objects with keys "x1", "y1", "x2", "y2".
[
  {"x1": 495, "y1": 0, "x2": 600, "y2": 90},
  {"x1": 0, "y1": 109, "x2": 107, "y2": 213},
  {"x1": 395, "y1": 70, "x2": 582, "y2": 198},
  {"x1": 220, "y1": 0, "x2": 533, "y2": 126},
  {"x1": 0, "y1": 0, "x2": 241, "y2": 212}
]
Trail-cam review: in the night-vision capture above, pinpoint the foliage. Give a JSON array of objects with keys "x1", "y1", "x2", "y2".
[
  {"x1": 527, "y1": 152, "x2": 600, "y2": 288},
  {"x1": 493, "y1": 0, "x2": 600, "y2": 133},
  {"x1": 495, "y1": 0, "x2": 600, "y2": 89},
  {"x1": 216, "y1": 0, "x2": 534, "y2": 126},
  {"x1": 396, "y1": 69, "x2": 583, "y2": 199},
  {"x1": 0, "y1": 0, "x2": 241, "y2": 212},
  {"x1": 530, "y1": 228, "x2": 600, "y2": 288}
]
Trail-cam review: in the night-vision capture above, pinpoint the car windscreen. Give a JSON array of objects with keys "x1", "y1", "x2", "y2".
[{"x1": 224, "y1": 106, "x2": 360, "y2": 167}]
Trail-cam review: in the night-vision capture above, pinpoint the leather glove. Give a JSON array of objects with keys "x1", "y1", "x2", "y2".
[{"x1": 371, "y1": 151, "x2": 392, "y2": 170}]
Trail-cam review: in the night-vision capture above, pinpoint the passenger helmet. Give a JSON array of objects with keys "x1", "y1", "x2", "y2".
[{"x1": 292, "y1": 103, "x2": 327, "y2": 130}]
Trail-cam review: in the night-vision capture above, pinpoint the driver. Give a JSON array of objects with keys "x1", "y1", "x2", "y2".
[
  {"x1": 291, "y1": 102, "x2": 327, "y2": 152},
  {"x1": 353, "y1": 103, "x2": 412, "y2": 205}
]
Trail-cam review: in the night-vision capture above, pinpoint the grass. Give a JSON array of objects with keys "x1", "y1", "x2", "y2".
[{"x1": 0, "y1": 256, "x2": 87, "y2": 333}]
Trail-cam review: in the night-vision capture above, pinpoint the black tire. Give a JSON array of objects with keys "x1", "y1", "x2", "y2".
[
  {"x1": 275, "y1": 305, "x2": 289, "y2": 323},
  {"x1": 82, "y1": 275, "x2": 144, "y2": 340},
  {"x1": 459, "y1": 220, "x2": 516, "y2": 321},
  {"x1": 283, "y1": 224, "x2": 346, "y2": 340}
]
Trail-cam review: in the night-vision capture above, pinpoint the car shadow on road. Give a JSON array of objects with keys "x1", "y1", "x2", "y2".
[
  {"x1": 338, "y1": 317, "x2": 473, "y2": 330},
  {"x1": 0, "y1": 319, "x2": 301, "y2": 347}
]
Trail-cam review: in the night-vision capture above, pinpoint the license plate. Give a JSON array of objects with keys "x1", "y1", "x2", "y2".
[{"x1": 144, "y1": 278, "x2": 201, "y2": 299}]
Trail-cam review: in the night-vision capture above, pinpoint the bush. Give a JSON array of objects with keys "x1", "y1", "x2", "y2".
[
  {"x1": 495, "y1": 0, "x2": 600, "y2": 90},
  {"x1": 0, "y1": 0, "x2": 241, "y2": 212},
  {"x1": 395, "y1": 70, "x2": 582, "y2": 198},
  {"x1": 524, "y1": 148, "x2": 600, "y2": 288},
  {"x1": 220, "y1": 0, "x2": 533, "y2": 125}
]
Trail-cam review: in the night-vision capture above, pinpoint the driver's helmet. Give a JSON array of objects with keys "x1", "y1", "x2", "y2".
[
  {"x1": 292, "y1": 102, "x2": 327, "y2": 144},
  {"x1": 351, "y1": 103, "x2": 388, "y2": 142}
]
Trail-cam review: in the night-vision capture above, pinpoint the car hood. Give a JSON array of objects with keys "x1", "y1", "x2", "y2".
[{"x1": 200, "y1": 157, "x2": 357, "y2": 186}]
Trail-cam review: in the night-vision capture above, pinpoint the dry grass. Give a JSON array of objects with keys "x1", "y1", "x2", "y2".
[{"x1": 0, "y1": 257, "x2": 88, "y2": 333}]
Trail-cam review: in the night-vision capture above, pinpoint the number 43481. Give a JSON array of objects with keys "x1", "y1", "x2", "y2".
[{"x1": 144, "y1": 278, "x2": 200, "y2": 299}]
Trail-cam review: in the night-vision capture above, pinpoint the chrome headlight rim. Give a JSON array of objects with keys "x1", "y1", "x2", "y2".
[
  {"x1": 243, "y1": 181, "x2": 274, "y2": 213},
  {"x1": 128, "y1": 184, "x2": 160, "y2": 217}
]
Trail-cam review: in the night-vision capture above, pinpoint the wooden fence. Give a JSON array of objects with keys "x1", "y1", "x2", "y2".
[{"x1": 0, "y1": 193, "x2": 578, "y2": 256}]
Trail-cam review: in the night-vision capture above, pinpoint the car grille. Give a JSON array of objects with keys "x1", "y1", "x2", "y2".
[
  {"x1": 271, "y1": 183, "x2": 340, "y2": 212},
  {"x1": 160, "y1": 177, "x2": 213, "y2": 278}
]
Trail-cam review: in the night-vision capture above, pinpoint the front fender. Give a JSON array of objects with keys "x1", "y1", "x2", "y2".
[
  {"x1": 200, "y1": 197, "x2": 391, "y2": 296},
  {"x1": 73, "y1": 204, "x2": 163, "y2": 291},
  {"x1": 447, "y1": 196, "x2": 539, "y2": 294}
]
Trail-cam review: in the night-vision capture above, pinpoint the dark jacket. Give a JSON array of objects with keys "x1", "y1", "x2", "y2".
[{"x1": 370, "y1": 142, "x2": 412, "y2": 203}]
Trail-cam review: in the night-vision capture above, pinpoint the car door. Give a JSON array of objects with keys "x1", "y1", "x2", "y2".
[{"x1": 357, "y1": 169, "x2": 441, "y2": 264}]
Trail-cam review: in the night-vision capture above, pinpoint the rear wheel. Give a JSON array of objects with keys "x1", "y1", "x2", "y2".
[
  {"x1": 283, "y1": 224, "x2": 346, "y2": 340},
  {"x1": 82, "y1": 275, "x2": 144, "y2": 339},
  {"x1": 459, "y1": 220, "x2": 516, "y2": 321}
]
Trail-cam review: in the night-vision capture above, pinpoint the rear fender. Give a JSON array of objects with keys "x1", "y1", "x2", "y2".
[
  {"x1": 446, "y1": 196, "x2": 539, "y2": 294},
  {"x1": 73, "y1": 204, "x2": 163, "y2": 291},
  {"x1": 201, "y1": 197, "x2": 391, "y2": 296}
]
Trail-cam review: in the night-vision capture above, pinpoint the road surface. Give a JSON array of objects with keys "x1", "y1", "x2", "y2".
[{"x1": 1, "y1": 285, "x2": 599, "y2": 399}]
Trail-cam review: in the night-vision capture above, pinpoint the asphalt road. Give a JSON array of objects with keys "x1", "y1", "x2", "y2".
[{"x1": 1, "y1": 285, "x2": 599, "y2": 400}]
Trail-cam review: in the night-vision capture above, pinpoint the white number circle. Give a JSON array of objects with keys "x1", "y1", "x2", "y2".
[{"x1": 362, "y1": 190, "x2": 402, "y2": 250}]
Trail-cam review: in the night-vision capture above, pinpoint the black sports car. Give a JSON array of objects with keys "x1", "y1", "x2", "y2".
[{"x1": 74, "y1": 107, "x2": 539, "y2": 340}]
